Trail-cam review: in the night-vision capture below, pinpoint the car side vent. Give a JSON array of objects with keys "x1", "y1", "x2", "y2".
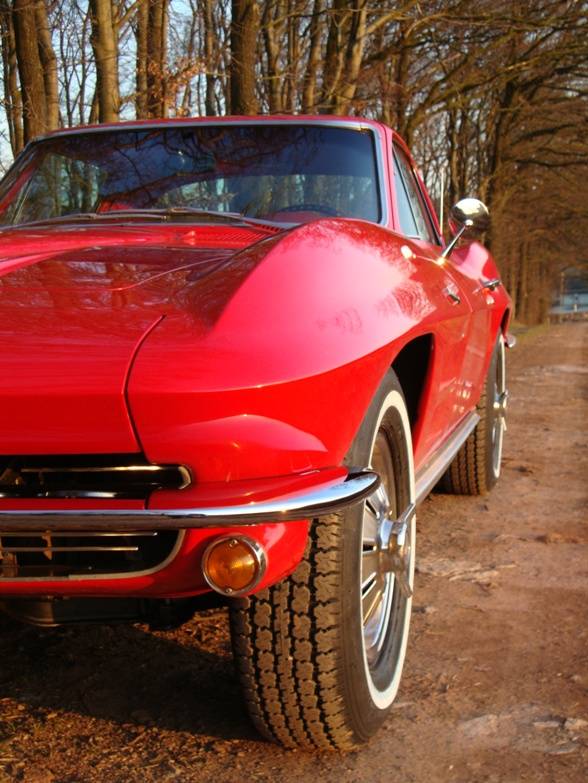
[{"x1": 0, "y1": 454, "x2": 191, "y2": 500}]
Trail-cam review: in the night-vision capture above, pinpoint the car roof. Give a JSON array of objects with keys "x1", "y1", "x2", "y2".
[{"x1": 37, "y1": 115, "x2": 389, "y2": 141}]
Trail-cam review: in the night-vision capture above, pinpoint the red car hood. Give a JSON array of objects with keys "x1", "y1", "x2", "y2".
[{"x1": 0, "y1": 224, "x2": 273, "y2": 454}]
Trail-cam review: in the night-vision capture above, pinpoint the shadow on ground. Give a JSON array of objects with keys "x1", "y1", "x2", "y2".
[{"x1": 0, "y1": 608, "x2": 259, "y2": 742}]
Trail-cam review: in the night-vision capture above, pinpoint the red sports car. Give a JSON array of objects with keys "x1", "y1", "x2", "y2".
[{"x1": 0, "y1": 117, "x2": 511, "y2": 750}]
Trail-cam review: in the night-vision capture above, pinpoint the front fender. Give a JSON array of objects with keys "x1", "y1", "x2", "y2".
[{"x1": 128, "y1": 219, "x2": 440, "y2": 487}]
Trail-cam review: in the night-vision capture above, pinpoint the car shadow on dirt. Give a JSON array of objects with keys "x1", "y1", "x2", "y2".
[{"x1": 0, "y1": 609, "x2": 260, "y2": 742}]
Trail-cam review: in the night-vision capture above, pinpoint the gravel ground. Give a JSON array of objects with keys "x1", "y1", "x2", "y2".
[{"x1": 1, "y1": 321, "x2": 587, "y2": 783}]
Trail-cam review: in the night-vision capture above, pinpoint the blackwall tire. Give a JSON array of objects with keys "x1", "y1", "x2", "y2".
[
  {"x1": 229, "y1": 370, "x2": 415, "y2": 750},
  {"x1": 442, "y1": 334, "x2": 507, "y2": 495}
]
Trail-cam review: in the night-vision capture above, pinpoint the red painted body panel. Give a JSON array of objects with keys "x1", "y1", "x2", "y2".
[
  {"x1": 0, "y1": 226, "x2": 273, "y2": 454},
  {"x1": 0, "y1": 116, "x2": 511, "y2": 601},
  {"x1": 130, "y1": 220, "x2": 456, "y2": 478}
]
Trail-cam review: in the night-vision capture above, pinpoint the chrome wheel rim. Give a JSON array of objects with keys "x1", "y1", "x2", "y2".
[
  {"x1": 361, "y1": 431, "x2": 410, "y2": 668},
  {"x1": 491, "y1": 339, "x2": 507, "y2": 477}
]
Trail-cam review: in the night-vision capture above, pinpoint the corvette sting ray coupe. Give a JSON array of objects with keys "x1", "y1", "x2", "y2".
[{"x1": 0, "y1": 116, "x2": 512, "y2": 750}]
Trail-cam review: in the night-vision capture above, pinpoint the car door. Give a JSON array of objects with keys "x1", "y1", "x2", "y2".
[
  {"x1": 391, "y1": 143, "x2": 476, "y2": 462},
  {"x1": 446, "y1": 239, "x2": 497, "y2": 391}
]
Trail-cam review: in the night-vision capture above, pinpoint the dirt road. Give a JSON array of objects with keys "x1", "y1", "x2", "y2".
[{"x1": 1, "y1": 322, "x2": 587, "y2": 783}]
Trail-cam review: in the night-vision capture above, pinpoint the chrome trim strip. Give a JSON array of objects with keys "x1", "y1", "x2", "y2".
[
  {"x1": 0, "y1": 470, "x2": 380, "y2": 533},
  {"x1": 18, "y1": 464, "x2": 174, "y2": 473},
  {"x1": 0, "y1": 461, "x2": 192, "y2": 498},
  {"x1": 0, "y1": 531, "x2": 158, "y2": 538},
  {"x1": 0, "y1": 546, "x2": 140, "y2": 553},
  {"x1": 414, "y1": 413, "x2": 480, "y2": 505}
]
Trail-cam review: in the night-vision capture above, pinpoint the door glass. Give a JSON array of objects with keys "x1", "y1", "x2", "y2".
[
  {"x1": 393, "y1": 147, "x2": 437, "y2": 244},
  {"x1": 393, "y1": 156, "x2": 419, "y2": 237}
]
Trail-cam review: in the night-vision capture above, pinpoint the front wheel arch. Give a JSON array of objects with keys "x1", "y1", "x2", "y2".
[{"x1": 229, "y1": 369, "x2": 416, "y2": 750}]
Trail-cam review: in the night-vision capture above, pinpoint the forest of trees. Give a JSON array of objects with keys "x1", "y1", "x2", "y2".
[{"x1": 0, "y1": 0, "x2": 587, "y2": 322}]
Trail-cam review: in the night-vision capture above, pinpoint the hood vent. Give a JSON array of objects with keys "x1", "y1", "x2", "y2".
[{"x1": 0, "y1": 454, "x2": 191, "y2": 500}]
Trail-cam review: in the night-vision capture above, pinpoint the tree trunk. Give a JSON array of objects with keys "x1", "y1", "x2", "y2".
[
  {"x1": 203, "y1": 0, "x2": 216, "y2": 115},
  {"x1": 262, "y1": 0, "x2": 284, "y2": 113},
  {"x1": 336, "y1": 0, "x2": 367, "y2": 114},
  {"x1": 12, "y1": 0, "x2": 48, "y2": 141},
  {"x1": 146, "y1": 0, "x2": 169, "y2": 118},
  {"x1": 88, "y1": 0, "x2": 120, "y2": 123},
  {"x1": 393, "y1": 22, "x2": 410, "y2": 140},
  {"x1": 229, "y1": 0, "x2": 259, "y2": 115},
  {"x1": 0, "y1": 2, "x2": 23, "y2": 153},
  {"x1": 302, "y1": 0, "x2": 323, "y2": 113},
  {"x1": 135, "y1": 0, "x2": 148, "y2": 118},
  {"x1": 320, "y1": 0, "x2": 346, "y2": 112},
  {"x1": 284, "y1": 0, "x2": 299, "y2": 113},
  {"x1": 35, "y1": 0, "x2": 59, "y2": 129}
]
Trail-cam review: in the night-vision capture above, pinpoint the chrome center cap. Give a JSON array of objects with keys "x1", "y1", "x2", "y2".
[
  {"x1": 494, "y1": 390, "x2": 508, "y2": 416},
  {"x1": 377, "y1": 504, "x2": 415, "y2": 597}
]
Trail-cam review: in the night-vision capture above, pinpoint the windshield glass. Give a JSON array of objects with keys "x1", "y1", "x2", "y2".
[{"x1": 0, "y1": 124, "x2": 381, "y2": 227}]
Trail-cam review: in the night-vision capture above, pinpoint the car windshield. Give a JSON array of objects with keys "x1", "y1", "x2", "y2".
[{"x1": 0, "y1": 124, "x2": 381, "y2": 227}]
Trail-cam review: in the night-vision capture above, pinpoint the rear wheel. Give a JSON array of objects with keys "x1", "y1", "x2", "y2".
[
  {"x1": 442, "y1": 333, "x2": 507, "y2": 495},
  {"x1": 229, "y1": 371, "x2": 415, "y2": 750}
]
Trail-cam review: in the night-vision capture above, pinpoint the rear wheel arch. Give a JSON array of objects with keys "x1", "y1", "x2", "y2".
[{"x1": 441, "y1": 333, "x2": 507, "y2": 495}]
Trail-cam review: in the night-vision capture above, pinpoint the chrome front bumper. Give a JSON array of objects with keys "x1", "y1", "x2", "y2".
[{"x1": 0, "y1": 470, "x2": 379, "y2": 532}]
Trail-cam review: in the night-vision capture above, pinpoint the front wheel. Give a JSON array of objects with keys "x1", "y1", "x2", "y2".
[{"x1": 229, "y1": 371, "x2": 415, "y2": 750}]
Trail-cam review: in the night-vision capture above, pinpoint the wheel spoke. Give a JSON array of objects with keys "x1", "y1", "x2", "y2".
[
  {"x1": 362, "y1": 576, "x2": 384, "y2": 626},
  {"x1": 361, "y1": 547, "x2": 380, "y2": 584},
  {"x1": 362, "y1": 505, "x2": 379, "y2": 544},
  {"x1": 366, "y1": 484, "x2": 389, "y2": 518}
]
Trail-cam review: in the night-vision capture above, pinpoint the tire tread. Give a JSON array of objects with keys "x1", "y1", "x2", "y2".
[
  {"x1": 230, "y1": 371, "x2": 414, "y2": 751},
  {"x1": 230, "y1": 516, "x2": 356, "y2": 751}
]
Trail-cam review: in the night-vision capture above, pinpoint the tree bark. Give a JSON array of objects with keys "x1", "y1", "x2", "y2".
[
  {"x1": 284, "y1": 0, "x2": 299, "y2": 113},
  {"x1": 229, "y1": 0, "x2": 259, "y2": 115},
  {"x1": 302, "y1": 0, "x2": 323, "y2": 113},
  {"x1": 320, "y1": 0, "x2": 346, "y2": 112},
  {"x1": 35, "y1": 0, "x2": 59, "y2": 129},
  {"x1": 12, "y1": 0, "x2": 48, "y2": 141},
  {"x1": 202, "y1": 0, "x2": 216, "y2": 115},
  {"x1": 146, "y1": 0, "x2": 169, "y2": 117},
  {"x1": 0, "y1": 2, "x2": 23, "y2": 153},
  {"x1": 135, "y1": 0, "x2": 148, "y2": 117},
  {"x1": 262, "y1": 0, "x2": 284, "y2": 113},
  {"x1": 88, "y1": 0, "x2": 120, "y2": 123}
]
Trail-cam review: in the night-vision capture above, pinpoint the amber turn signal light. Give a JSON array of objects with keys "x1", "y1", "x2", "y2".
[{"x1": 202, "y1": 535, "x2": 267, "y2": 597}]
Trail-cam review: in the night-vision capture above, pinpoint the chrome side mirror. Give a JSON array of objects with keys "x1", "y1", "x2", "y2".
[{"x1": 441, "y1": 198, "x2": 490, "y2": 258}]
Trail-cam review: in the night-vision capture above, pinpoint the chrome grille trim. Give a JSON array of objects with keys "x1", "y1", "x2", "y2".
[
  {"x1": 0, "y1": 530, "x2": 182, "y2": 580},
  {"x1": 1, "y1": 531, "x2": 158, "y2": 537},
  {"x1": 0, "y1": 546, "x2": 141, "y2": 553},
  {"x1": 0, "y1": 454, "x2": 191, "y2": 500}
]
